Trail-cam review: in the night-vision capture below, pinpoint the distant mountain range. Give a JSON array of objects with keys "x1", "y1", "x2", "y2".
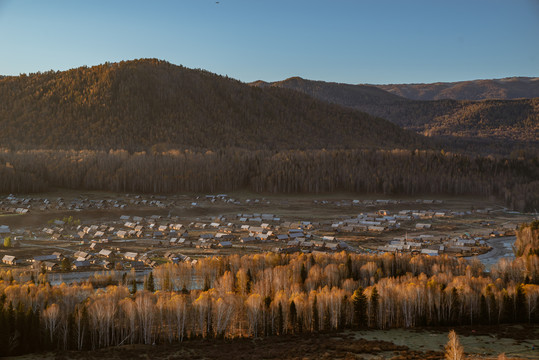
[
  {"x1": 0, "y1": 59, "x2": 427, "y2": 151},
  {"x1": 251, "y1": 77, "x2": 539, "y2": 148},
  {"x1": 252, "y1": 77, "x2": 405, "y2": 106},
  {"x1": 0, "y1": 59, "x2": 536, "y2": 155},
  {"x1": 375, "y1": 77, "x2": 539, "y2": 101}
]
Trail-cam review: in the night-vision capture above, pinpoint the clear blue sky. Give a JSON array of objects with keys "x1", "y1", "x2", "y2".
[{"x1": 0, "y1": 0, "x2": 538, "y2": 84}]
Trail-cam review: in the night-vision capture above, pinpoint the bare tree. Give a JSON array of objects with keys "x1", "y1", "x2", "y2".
[
  {"x1": 168, "y1": 294, "x2": 188, "y2": 341},
  {"x1": 43, "y1": 303, "x2": 60, "y2": 344},
  {"x1": 73, "y1": 304, "x2": 87, "y2": 350},
  {"x1": 136, "y1": 291, "x2": 156, "y2": 344},
  {"x1": 213, "y1": 293, "x2": 235, "y2": 338},
  {"x1": 245, "y1": 293, "x2": 262, "y2": 337}
]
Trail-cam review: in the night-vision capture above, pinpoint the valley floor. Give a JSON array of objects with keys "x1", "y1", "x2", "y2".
[{"x1": 0, "y1": 191, "x2": 535, "y2": 278}]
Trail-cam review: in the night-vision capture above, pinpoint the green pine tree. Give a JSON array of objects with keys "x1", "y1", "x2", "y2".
[
  {"x1": 203, "y1": 275, "x2": 211, "y2": 291},
  {"x1": 145, "y1": 272, "x2": 155, "y2": 292},
  {"x1": 312, "y1": 295, "x2": 319, "y2": 332},
  {"x1": 246, "y1": 269, "x2": 253, "y2": 294},
  {"x1": 514, "y1": 284, "x2": 526, "y2": 323},
  {"x1": 61, "y1": 258, "x2": 71, "y2": 272},
  {"x1": 450, "y1": 288, "x2": 460, "y2": 325},
  {"x1": 369, "y1": 287, "x2": 379, "y2": 328},
  {"x1": 353, "y1": 287, "x2": 367, "y2": 329},
  {"x1": 300, "y1": 263, "x2": 307, "y2": 285},
  {"x1": 289, "y1": 300, "x2": 297, "y2": 333},
  {"x1": 130, "y1": 278, "x2": 137, "y2": 295}
]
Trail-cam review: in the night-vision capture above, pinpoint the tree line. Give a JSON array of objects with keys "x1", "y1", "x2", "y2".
[
  {"x1": 0, "y1": 147, "x2": 538, "y2": 211},
  {"x1": 0, "y1": 250, "x2": 537, "y2": 356}
]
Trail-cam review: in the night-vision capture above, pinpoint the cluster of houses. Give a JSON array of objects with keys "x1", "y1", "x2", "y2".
[
  {"x1": 125, "y1": 194, "x2": 172, "y2": 208},
  {"x1": 314, "y1": 199, "x2": 445, "y2": 207},
  {"x1": 0, "y1": 194, "x2": 131, "y2": 213},
  {"x1": 0, "y1": 193, "x2": 284, "y2": 216},
  {"x1": 1, "y1": 246, "x2": 171, "y2": 271},
  {"x1": 2, "y1": 192, "x2": 524, "y2": 273},
  {"x1": 31, "y1": 208, "x2": 473, "y2": 256},
  {"x1": 199, "y1": 194, "x2": 273, "y2": 207},
  {"x1": 277, "y1": 232, "x2": 349, "y2": 254},
  {"x1": 201, "y1": 194, "x2": 241, "y2": 206},
  {"x1": 1, "y1": 251, "x2": 96, "y2": 270},
  {"x1": 1, "y1": 210, "x2": 358, "y2": 271},
  {"x1": 168, "y1": 217, "x2": 351, "y2": 253},
  {"x1": 324, "y1": 209, "x2": 458, "y2": 234},
  {"x1": 38, "y1": 214, "x2": 187, "y2": 243},
  {"x1": 0, "y1": 194, "x2": 180, "y2": 215},
  {"x1": 236, "y1": 212, "x2": 281, "y2": 223},
  {"x1": 377, "y1": 233, "x2": 491, "y2": 256},
  {"x1": 187, "y1": 194, "x2": 275, "y2": 207},
  {"x1": 329, "y1": 210, "x2": 402, "y2": 233}
]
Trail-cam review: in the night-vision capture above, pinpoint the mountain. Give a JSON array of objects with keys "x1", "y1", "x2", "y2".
[
  {"x1": 0, "y1": 60, "x2": 537, "y2": 210},
  {"x1": 251, "y1": 77, "x2": 539, "y2": 150},
  {"x1": 375, "y1": 77, "x2": 539, "y2": 101},
  {"x1": 253, "y1": 77, "x2": 406, "y2": 107},
  {"x1": 362, "y1": 98, "x2": 538, "y2": 140},
  {"x1": 0, "y1": 59, "x2": 429, "y2": 151}
]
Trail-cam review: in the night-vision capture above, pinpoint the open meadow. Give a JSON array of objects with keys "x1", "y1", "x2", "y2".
[{"x1": 5, "y1": 325, "x2": 538, "y2": 360}]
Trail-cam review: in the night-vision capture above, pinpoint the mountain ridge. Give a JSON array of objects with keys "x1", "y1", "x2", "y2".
[
  {"x1": 374, "y1": 77, "x2": 539, "y2": 101},
  {"x1": 250, "y1": 77, "x2": 539, "y2": 148},
  {"x1": 251, "y1": 76, "x2": 539, "y2": 101},
  {"x1": 0, "y1": 59, "x2": 429, "y2": 151}
]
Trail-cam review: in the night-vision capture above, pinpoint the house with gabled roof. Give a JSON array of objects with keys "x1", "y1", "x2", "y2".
[
  {"x1": 43, "y1": 261, "x2": 59, "y2": 271},
  {"x1": 72, "y1": 260, "x2": 91, "y2": 270},
  {"x1": 124, "y1": 252, "x2": 138, "y2": 261},
  {"x1": 98, "y1": 249, "x2": 113, "y2": 258},
  {"x1": 2, "y1": 255, "x2": 17, "y2": 265},
  {"x1": 74, "y1": 251, "x2": 90, "y2": 260},
  {"x1": 33, "y1": 254, "x2": 59, "y2": 263},
  {"x1": 0, "y1": 225, "x2": 10, "y2": 234}
]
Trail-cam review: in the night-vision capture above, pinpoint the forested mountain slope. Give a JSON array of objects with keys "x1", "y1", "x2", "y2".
[
  {"x1": 0, "y1": 59, "x2": 537, "y2": 210},
  {"x1": 375, "y1": 77, "x2": 539, "y2": 101},
  {"x1": 252, "y1": 77, "x2": 539, "y2": 148},
  {"x1": 0, "y1": 59, "x2": 428, "y2": 151},
  {"x1": 358, "y1": 97, "x2": 539, "y2": 141}
]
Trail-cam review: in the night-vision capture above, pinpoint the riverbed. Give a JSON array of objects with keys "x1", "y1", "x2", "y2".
[
  {"x1": 48, "y1": 269, "x2": 151, "y2": 286},
  {"x1": 48, "y1": 270, "x2": 204, "y2": 290},
  {"x1": 466, "y1": 236, "x2": 515, "y2": 270}
]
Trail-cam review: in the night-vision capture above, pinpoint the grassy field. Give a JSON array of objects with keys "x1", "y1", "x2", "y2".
[{"x1": 5, "y1": 325, "x2": 537, "y2": 360}]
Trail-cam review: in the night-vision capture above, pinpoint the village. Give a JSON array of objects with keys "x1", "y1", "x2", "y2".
[{"x1": 0, "y1": 192, "x2": 533, "y2": 280}]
